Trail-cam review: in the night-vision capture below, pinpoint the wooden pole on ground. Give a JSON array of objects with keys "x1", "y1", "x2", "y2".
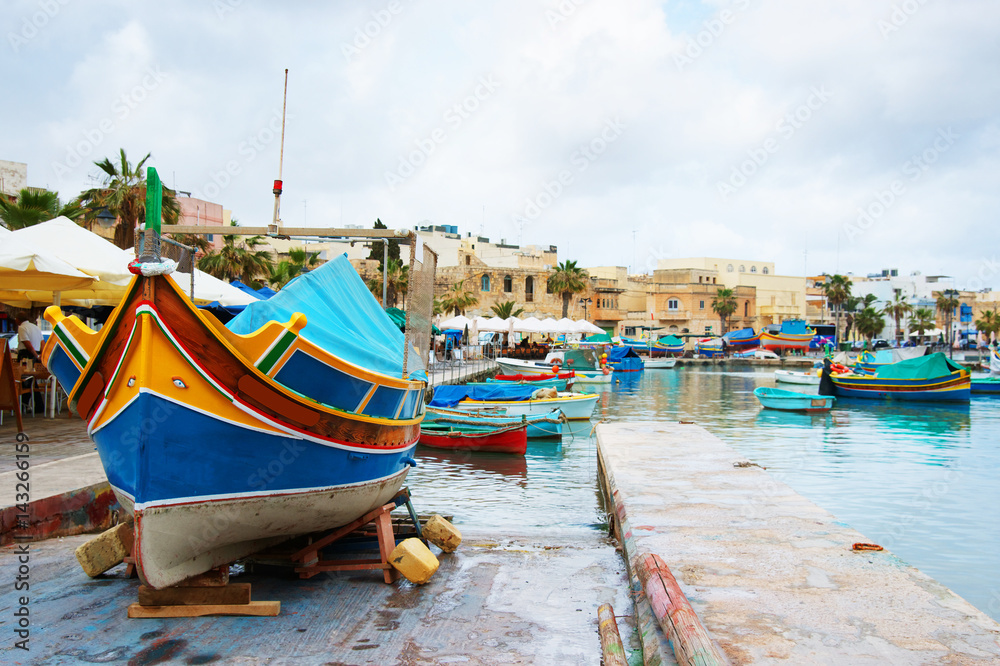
[
  {"x1": 597, "y1": 603, "x2": 629, "y2": 666},
  {"x1": 636, "y1": 552, "x2": 728, "y2": 666}
]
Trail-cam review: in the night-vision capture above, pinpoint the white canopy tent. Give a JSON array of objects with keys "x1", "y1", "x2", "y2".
[
  {"x1": 0, "y1": 226, "x2": 95, "y2": 293},
  {"x1": 4, "y1": 217, "x2": 257, "y2": 308},
  {"x1": 438, "y1": 315, "x2": 473, "y2": 330}
]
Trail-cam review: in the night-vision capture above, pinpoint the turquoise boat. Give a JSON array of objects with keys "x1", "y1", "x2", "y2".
[{"x1": 754, "y1": 387, "x2": 835, "y2": 412}]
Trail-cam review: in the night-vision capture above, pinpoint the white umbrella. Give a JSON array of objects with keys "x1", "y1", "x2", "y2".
[
  {"x1": 514, "y1": 316, "x2": 544, "y2": 333},
  {"x1": 479, "y1": 316, "x2": 510, "y2": 332},
  {"x1": 14, "y1": 216, "x2": 133, "y2": 285},
  {"x1": 539, "y1": 317, "x2": 561, "y2": 334},
  {"x1": 577, "y1": 319, "x2": 605, "y2": 334},
  {"x1": 438, "y1": 315, "x2": 473, "y2": 330}
]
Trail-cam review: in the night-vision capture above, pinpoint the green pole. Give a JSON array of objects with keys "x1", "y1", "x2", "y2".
[{"x1": 146, "y1": 167, "x2": 162, "y2": 235}]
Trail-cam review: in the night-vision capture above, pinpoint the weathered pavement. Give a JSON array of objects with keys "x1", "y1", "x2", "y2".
[
  {"x1": 0, "y1": 531, "x2": 634, "y2": 665},
  {"x1": 597, "y1": 421, "x2": 1000, "y2": 665}
]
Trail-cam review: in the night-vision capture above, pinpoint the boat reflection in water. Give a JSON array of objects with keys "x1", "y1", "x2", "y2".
[{"x1": 416, "y1": 449, "x2": 528, "y2": 484}]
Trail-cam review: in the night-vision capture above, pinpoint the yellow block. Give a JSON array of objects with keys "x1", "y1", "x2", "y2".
[
  {"x1": 389, "y1": 538, "x2": 439, "y2": 584},
  {"x1": 423, "y1": 515, "x2": 462, "y2": 553},
  {"x1": 75, "y1": 520, "x2": 134, "y2": 577}
]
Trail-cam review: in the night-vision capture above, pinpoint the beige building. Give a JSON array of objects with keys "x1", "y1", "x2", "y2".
[
  {"x1": 657, "y1": 257, "x2": 807, "y2": 327},
  {"x1": 0, "y1": 160, "x2": 27, "y2": 197}
]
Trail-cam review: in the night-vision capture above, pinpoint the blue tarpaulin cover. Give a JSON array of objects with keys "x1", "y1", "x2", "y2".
[
  {"x1": 229, "y1": 280, "x2": 266, "y2": 300},
  {"x1": 226, "y1": 253, "x2": 426, "y2": 381},
  {"x1": 723, "y1": 327, "x2": 757, "y2": 343},
  {"x1": 779, "y1": 319, "x2": 812, "y2": 334},
  {"x1": 606, "y1": 346, "x2": 640, "y2": 362},
  {"x1": 429, "y1": 384, "x2": 538, "y2": 407}
]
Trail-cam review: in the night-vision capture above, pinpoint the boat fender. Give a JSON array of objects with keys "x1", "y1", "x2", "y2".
[
  {"x1": 551, "y1": 364, "x2": 560, "y2": 373},
  {"x1": 602, "y1": 367, "x2": 610, "y2": 375},
  {"x1": 402, "y1": 456, "x2": 418, "y2": 468}
]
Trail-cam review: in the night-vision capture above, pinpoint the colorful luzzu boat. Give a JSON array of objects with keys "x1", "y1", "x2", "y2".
[
  {"x1": 41, "y1": 171, "x2": 424, "y2": 589},
  {"x1": 652, "y1": 335, "x2": 685, "y2": 355},
  {"x1": 760, "y1": 320, "x2": 814, "y2": 352},
  {"x1": 825, "y1": 352, "x2": 970, "y2": 402},
  {"x1": 722, "y1": 327, "x2": 761, "y2": 349},
  {"x1": 696, "y1": 337, "x2": 724, "y2": 358}
]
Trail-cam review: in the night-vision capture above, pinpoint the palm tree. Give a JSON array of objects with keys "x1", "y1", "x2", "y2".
[
  {"x1": 366, "y1": 258, "x2": 409, "y2": 307},
  {"x1": 440, "y1": 280, "x2": 479, "y2": 316},
  {"x1": 974, "y1": 309, "x2": 1000, "y2": 354},
  {"x1": 75, "y1": 149, "x2": 180, "y2": 249},
  {"x1": 547, "y1": 260, "x2": 589, "y2": 318},
  {"x1": 842, "y1": 296, "x2": 862, "y2": 343},
  {"x1": 854, "y1": 306, "x2": 886, "y2": 348},
  {"x1": 910, "y1": 307, "x2": 936, "y2": 345},
  {"x1": 0, "y1": 188, "x2": 83, "y2": 229},
  {"x1": 198, "y1": 226, "x2": 273, "y2": 285},
  {"x1": 936, "y1": 289, "x2": 960, "y2": 351},
  {"x1": 490, "y1": 300, "x2": 524, "y2": 319},
  {"x1": 711, "y1": 288, "x2": 738, "y2": 334},
  {"x1": 822, "y1": 274, "x2": 852, "y2": 344},
  {"x1": 882, "y1": 293, "x2": 914, "y2": 345}
]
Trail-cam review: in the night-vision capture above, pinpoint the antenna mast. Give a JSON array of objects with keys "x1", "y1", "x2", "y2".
[{"x1": 269, "y1": 68, "x2": 289, "y2": 234}]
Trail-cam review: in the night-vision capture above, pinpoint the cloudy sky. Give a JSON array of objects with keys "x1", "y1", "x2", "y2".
[{"x1": 4, "y1": 0, "x2": 999, "y2": 289}]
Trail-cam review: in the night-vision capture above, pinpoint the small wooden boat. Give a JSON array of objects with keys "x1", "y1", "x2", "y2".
[
  {"x1": 760, "y1": 320, "x2": 814, "y2": 352},
  {"x1": 723, "y1": 327, "x2": 761, "y2": 349},
  {"x1": 826, "y1": 353, "x2": 970, "y2": 402},
  {"x1": 429, "y1": 384, "x2": 599, "y2": 420},
  {"x1": 774, "y1": 369, "x2": 820, "y2": 386},
  {"x1": 497, "y1": 351, "x2": 612, "y2": 383},
  {"x1": 971, "y1": 376, "x2": 1000, "y2": 395},
  {"x1": 605, "y1": 346, "x2": 644, "y2": 372},
  {"x1": 652, "y1": 335, "x2": 685, "y2": 355},
  {"x1": 425, "y1": 405, "x2": 565, "y2": 438},
  {"x1": 419, "y1": 422, "x2": 527, "y2": 455},
  {"x1": 696, "y1": 337, "x2": 724, "y2": 358},
  {"x1": 643, "y1": 357, "x2": 677, "y2": 369},
  {"x1": 754, "y1": 387, "x2": 834, "y2": 412}
]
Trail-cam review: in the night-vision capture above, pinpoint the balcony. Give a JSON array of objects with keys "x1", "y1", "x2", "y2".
[{"x1": 655, "y1": 310, "x2": 692, "y2": 321}]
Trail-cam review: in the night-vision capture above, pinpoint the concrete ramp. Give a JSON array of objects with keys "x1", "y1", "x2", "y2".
[{"x1": 597, "y1": 421, "x2": 1000, "y2": 664}]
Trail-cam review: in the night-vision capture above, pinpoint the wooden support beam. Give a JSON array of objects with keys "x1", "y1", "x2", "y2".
[
  {"x1": 127, "y1": 601, "x2": 280, "y2": 618},
  {"x1": 597, "y1": 603, "x2": 629, "y2": 666},
  {"x1": 137, "y1": 583, "x2": 250, "y2": 606},
  {"x1": 636, "y1": 553, "x2": 727, "y2": 666},
  {"x1": 162, "y1": 226, "x2": 414, "y2": 242}
]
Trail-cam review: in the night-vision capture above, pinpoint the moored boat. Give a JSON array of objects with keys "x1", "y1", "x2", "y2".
[
  {"x1": 696, "y1": 337, "x2": 724, "y2": 358},
  {"x1": 429, "y1": 384, "x2": 599, "y2": 420},
  {"x1": 605, "y1": 345, "x2": 644, "y2": 372},
  {"x1": 424, "y1": 405, "x2": 565, "y2": 438},
  {"x1": 754, "y1": 387, "x2": 835, "y2": 412},
  {"x1": 774, "y1": 368, "x2": 821, "y2": 386},
  {"x1": 419, "y1": 422, "x2": 527, "y2": 455},
  {"x1": 652, "y1": 334, "x2": 685, "y2": 355},
  {"x1": 40, "y1": 171, "x2": 425, "y2": 589},
  {"x1": 723, "y1": 327, "x2": 761, "y2": 349},
  {"x1": 971, "y1": 376, "x2": 1000, "y2": 395},
  {"x1": 643, "y1": 357, "x2": 677, "y2": 369},
  {"x1": 760, "y1": 320, "x2": 814, "y2": 352},
  {"x1": 824, "y1": 352, "x2": 970, "y2": 402}
]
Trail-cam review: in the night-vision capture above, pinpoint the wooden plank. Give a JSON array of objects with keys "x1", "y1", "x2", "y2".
[
  {"x1": 598, "y1": 603, "x2": 629, "y2": 666},
  {"x1": 137, "y1": 583, "x2": 250, "y2": 606},
  {"x1": 637, "y1": 553, "x2": 727, "y2": 666},
  {"x1": 178, "y1": 567, "x2": 230, "y2": 587},
  {"x1": 128, "y1": 600, "x2": 280, "y2": 618}
]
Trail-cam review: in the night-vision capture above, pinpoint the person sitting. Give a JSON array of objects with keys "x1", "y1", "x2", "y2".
[{"x1": 15, "y1": 314, "x2": 43, "y2": 363}]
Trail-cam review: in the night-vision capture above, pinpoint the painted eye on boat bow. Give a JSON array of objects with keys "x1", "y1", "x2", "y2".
[{"x1": 172, "y1": 377, "x2": 187, "y2": 389}]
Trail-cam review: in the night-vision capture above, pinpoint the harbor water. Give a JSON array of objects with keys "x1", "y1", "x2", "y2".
[{"x1": 410, "y1": 366, "x2": 1000, "y2": 622}]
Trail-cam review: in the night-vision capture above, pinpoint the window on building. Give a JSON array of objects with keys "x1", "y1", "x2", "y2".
[
  {"x1": 713, "y1": 277, "x2": 717, "y2": 284},
  {"x1": 503, "y1": 275, "x2": 512, "y2": 292},
  {"x1": 699, "y1": 300, "x2": 705, "y2": 309},
  {"x1": 481, "y1": 274, "x2": 490, "y2": 292},
  {"x1": 727, "y1": 264, "x2": 734, "y2": 272},
  {"x1": 762, "y1": 267, "x2": 769, "y2": 274},
  {"x1": 465, "y1": 256, "x2": 471, "y2": 266},
  {"x1": 525, "y1": 276, "x2": 534, "y2": 302},
  {"x1": 739, "y1": 265, "x2": 745, "y2": 272},
  {"x1": 668, "y1": 325, "x2": 679, "y2": 332},
  {"x1": 750, "y1": 266, "x2": 757, "y2": 273},
  {"x1": 744, "y1": 301, "x2": 749, "y2": 316},
  {"x1": 698, "y1": 276, "x2": 702, "y2": 283},
  {"x1": 668, "y1": 298, "x2": 680, "y2": 311}
]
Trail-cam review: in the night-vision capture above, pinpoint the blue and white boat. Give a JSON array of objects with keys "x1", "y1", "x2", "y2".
[{"x1": 754, "y1": 386, "x2": 835, "y2": 412}]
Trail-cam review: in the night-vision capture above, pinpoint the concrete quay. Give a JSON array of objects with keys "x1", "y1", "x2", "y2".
[{"x1": 597, "y1": 422, "x2": 1000, "y2": 665}]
